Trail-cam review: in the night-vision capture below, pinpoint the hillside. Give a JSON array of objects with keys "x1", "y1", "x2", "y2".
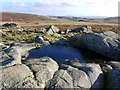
[
  {"x1": 1, "y1": 12, "x2": 118, "y2": 33},
  {"x1": 52, "y1": 16, "x2": 119, "y2": 24},
  {"x1": 104, "y1": 17, "x2": 119, "y2": 24},
  {"x1": 1, "y1": 12, "x2": 66, "y2": 23}
]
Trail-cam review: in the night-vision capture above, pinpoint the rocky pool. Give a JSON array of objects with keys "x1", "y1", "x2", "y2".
[{"x1": 28, "y1": 45, "x2": 85, "y2": 64}]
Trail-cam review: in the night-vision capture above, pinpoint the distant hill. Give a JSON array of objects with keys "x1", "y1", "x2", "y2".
[
  {"x1": 51, "y1": 16, "x2": 119, "y2": 24},
  {"x1": 1, "y1": 12, "x2": 66, "y2": 23},
  {"x1": 104, "y1": 17, "x2": 119, "y2": 24},
  {"x1": 1, "y1": 12, "x2": 119, "y2": 25}
]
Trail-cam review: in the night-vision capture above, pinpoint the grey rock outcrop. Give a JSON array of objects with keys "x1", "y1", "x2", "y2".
[
  {"x1": 81, "y1": 64, "x2": 104, "y2": 88},
  {"x1": 69, "y1": 31, "x2": 120, "y2": 60},
  {"x1": 52, "y1": 38, "x2": 71, "y2": 46},
  {"x1": 34, "y1": 36, "x2": 45, "y2": 44},
  {"x1": 46, "y1": 25, "x2": 60, "y2": 35},
  {"x1": 47, "y1": 69, "x2": 74, "y2": 88},
  {"x1": 2, "y1": 64, "x2": 39, "y2": 88},
  {"x1": 24, "y1": 57, "x2": 59, "y2": 88},
  {"x1": 46, "y1": 65, "x2": 91, "y2": 89},
  {"x1": 72, "y1": 26, "x2": 93, "y2": 33},
  {"x1": 2, "y1": 43, "x2": 35, "y2": 67},
  {"x1": 34, "y1": 36, "x2": 50, "y2": 45},
  {"x1": 107, "y1": 61, "x2": 120, "y2": 68}
]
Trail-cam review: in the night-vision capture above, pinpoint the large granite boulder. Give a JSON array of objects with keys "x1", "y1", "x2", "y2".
[
  {"x1": 1, "y1": 64, "x2": 38, "y2": 88},
  {"x1": 81, "y1": 64, "x2": 104, "y2": 88},
  {"x1": 46, "y1": 69, "x2": 74, "y2": 88},
  {"x1": 46, "y1": 25, "x2": 60, "y2": 35},
  {"x1": 69, "y1": 31, "x2": 120, "y2": 60},
  {"x1": 2, "y1": 43, "x2": 35, "y2": 67},
  {"x1": 34, "y1": 36, "x2": 50, "y2": 45},
  {"x1": 106, "y1": 68, "x2": 120, "y2": 88},
  {"x1": 23, "y1": 57, "x2": 59, "y2": 88},
  {"x1": 46, "y1": 65, "x2": 91, "y2": 89},
  {"x1": 66, "y1": 66, "x2": 91, "y2": 88}
]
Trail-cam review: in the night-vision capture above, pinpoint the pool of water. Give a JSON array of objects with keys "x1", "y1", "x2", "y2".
[{"x1": 28, "y1": 45, "x2": 84, "y2": 64}]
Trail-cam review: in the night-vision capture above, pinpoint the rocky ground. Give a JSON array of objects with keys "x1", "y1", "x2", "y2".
[{"x1": 1, "y1": 24, "x2": 120, "y2": 89}]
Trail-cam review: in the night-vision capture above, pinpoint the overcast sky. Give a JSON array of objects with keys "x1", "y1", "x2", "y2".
[{"x1": 0, "y1": 0, "x2": 119, "y2": 17}]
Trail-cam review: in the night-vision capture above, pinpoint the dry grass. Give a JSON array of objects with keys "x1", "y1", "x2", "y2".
[
  {"x1": 1, "y1": 12, "x2": 119, "y2": 33},
  {"x1": 1, "y1": 12, "x2": 119, "y2": 43}
]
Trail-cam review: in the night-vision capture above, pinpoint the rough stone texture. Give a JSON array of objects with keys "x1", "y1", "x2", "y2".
[
  {"x1": 34, "y1": 36, "x2": 50, "y2": 45},
  {"x1": 69, "y1": 31, "x2": 120, "y2": 60},
  {"x1": 1, "y1": 64, "x2": 38, "y2": 88},
  {"x1": 47, "y1": 69, "x2": 73, "y2": 88},
  {"x1": 24, "y1": 57, "x2": 59, "y2": 88},
  {"x1": 34, "y1": 36, "x2": 45, "y2": 44},
  {"x1": 101, "y1": 31, "x2": 119, "y2": 38},
  {"x1": 107, "y1": 61, "x2": 120, "y2": 68},
  {"x1": 2, "y1": 47, "x2": 22, "y2": 67},
  {"x1": 46, "y1": 25, "x2": 60, "y2": 35},
  {"x1": 46, "y1": 66, "x2": 91, "y2": 89},
  {"x1": 107, "y1": 68, "x2": 120, "y2": 88},
  {"x1": 52, "y1": 39, "x2": 71, "y2": 46},
  {"x1": 81, "y1": 64, "x2": 104, "y2": 88},
  {"x1": 100, "y1": 63, "x2": 113, "y2": 73},
  {"x1": 66, "y1": 66, "x2": 91, "y2": 88},
  {"x1": 1, "y1": 38, "x2": 120, "y2": 89},
  {"x1": 72, "y1": 26, "x2": 93, "y2": 33},
  {"x1": 2, "y1": 43, "x2": 35, "y2": 67}
]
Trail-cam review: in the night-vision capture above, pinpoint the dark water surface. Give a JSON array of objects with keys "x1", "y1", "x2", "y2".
[
  {"x1": 28, "y1": 45, "x2": 112, "y2": 64},
  {"x1": 28, "y1": 45, "x2": 84, "y2": 64}
]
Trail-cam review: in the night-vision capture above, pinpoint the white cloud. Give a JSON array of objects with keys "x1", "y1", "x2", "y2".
[
  {"x1": 11, "y1": 0, "x2": 16, "y2": 4},
  {"x1": 20, "y1": 3, "x2": 26, "y2": 7},
  {"x1": 2, "y1": 0, "x2": 119, "y2": 17}
]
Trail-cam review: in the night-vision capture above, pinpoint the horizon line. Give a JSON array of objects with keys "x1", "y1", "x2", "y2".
[{"x1": 1, "y1": 11, "x2": 119, "y2": 18}]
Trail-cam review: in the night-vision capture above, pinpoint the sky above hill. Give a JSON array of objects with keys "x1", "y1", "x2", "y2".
[{"x1": 0, "y1": 0, "x2": 119, "y2": 17}]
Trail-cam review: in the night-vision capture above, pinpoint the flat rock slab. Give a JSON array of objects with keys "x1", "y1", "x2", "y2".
[{"x1": 69, "y1": 31, "x2": 120, "y2": 60}]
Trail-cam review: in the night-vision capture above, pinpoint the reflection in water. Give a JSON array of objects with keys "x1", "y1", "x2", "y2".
[{"x1": 28, "y1": 45, "x2": 84, "y2": 64}]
